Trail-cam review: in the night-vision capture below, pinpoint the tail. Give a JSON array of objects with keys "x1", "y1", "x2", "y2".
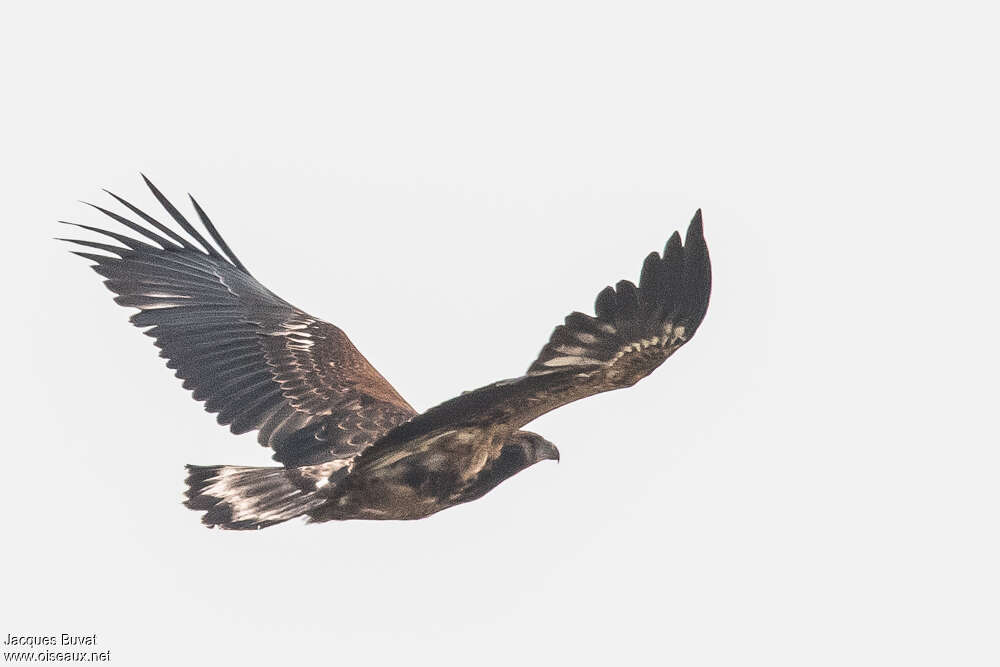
[{"x1": 183, "y1": 464, "x2": 328, "y2": 530}]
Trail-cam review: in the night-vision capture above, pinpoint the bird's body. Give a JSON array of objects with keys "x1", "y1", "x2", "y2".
[
  {"x1": 316, "y1": 424, "x2": 529, "y2": 521},
  {"x1": 64, "y1": 177, "x2": 711, "y2": 529}
]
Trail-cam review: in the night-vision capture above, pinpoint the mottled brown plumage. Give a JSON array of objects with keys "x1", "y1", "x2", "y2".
[{"x1": 63, "y1": 177, "x2": 711, "y2": 529}]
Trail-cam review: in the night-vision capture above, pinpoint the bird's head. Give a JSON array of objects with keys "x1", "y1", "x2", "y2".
[
  {"x1": 514, "y1": 430, "x2": 560, "y2": 464},
  {"x1": 433, "y1": 430, "x2": 559, "y2": 504}
]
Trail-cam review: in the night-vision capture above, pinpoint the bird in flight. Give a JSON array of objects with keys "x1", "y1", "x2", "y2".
[{"x1": 62, "y1": 177, "x2": 711, "y2": 529}]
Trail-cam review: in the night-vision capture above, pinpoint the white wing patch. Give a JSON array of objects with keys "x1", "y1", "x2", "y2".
[
  {"x1": 264, "y1": 318, "x2": 316, "y2": 350},
  {"x1": 286, "y1": 334, "x2": 314, "y2": 350},
  {"x1": 543, "y1": 355, "x2": 603, "y2": 368},
  {"x1": 554, "y1": 344, "x2": 590, "y2": 356},
  {"x1": 142, "y1": 291, "x2": 192, "y2": 299},
  {"x1": 126, "y1": 292, "x2": 194, "y2": 310},
  {"x1": 530, "y1": 319, "x2": 689, "y2": 376}
]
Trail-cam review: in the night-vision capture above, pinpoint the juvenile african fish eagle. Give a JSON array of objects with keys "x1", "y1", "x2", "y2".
[{"x1": 63, "y1": 177, "x2": 711, "y2": 529}]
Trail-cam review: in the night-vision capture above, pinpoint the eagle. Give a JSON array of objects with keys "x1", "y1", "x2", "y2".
[{"x1": 62, "y1": 177, "x2": 711, "y2": 529}]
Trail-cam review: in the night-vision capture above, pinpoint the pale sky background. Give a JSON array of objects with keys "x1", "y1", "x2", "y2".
[{"x1": 2, "y1": 2, "x2": 998, "y2": 666}]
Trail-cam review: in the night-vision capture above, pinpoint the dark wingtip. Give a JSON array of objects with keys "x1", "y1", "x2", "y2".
[
  {"x1": 187, "y1": 193, "x2": 249, "y2": 273},
  {"x1": 680, "y1": 210, "x2": 711, "y2": 333},
  {"x1": 69, "y1": 250, "x2": 112, "y2": 264},
  {"x1": 140, "y1": 173, "x2": 164, "y2": 201},
  {"x1": 594, "y1": 285, "x2": 617, "y2": 321},
  {"x1": 81, "y1": 201, "x2": 120, "y2": 219},
  {"x1": 100, "y1": 189, "x2": 133, "y2": 208},
  {"x1": 686, "y1": 209, "x2": 704, "y2": 243},
  {"x1": 527, "y1": 210, "x2": 712, "y2": 375},
  {"x1": 140, "y1": 174, "x2": 222, "y2": 258},
  {"x1": 101, "y1": 186, "x2": 193, "y2": 250},
  {"x1": 102, "y1": 188, "x2": 130, "y2": 206},
  {"x1": 139, "y1": 173, "x2": 158, "y2": 198},
  {"x1": 140, "y1": 173, "x2": 166, "y2": 202}
]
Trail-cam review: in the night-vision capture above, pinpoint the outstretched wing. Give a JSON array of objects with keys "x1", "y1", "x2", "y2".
[
  {"x1": 375, "y1": 211, "x2": 710, "y2": 446},
  {"x1": 62, "y1": 176, "x2": 416, "y2": 467}
]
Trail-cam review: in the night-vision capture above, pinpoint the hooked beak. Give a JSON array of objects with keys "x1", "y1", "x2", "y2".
[
  {"x1": 545, "y1": 442, "x2": 561, "y2": 463},
  {"x1": 523, "y1": 431, "x2": 560, "y2": 464}
]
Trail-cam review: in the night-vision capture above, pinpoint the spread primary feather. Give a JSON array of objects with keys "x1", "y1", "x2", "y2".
[{"x1": 63, "y1": 177, "x2": 711, "y2": 529}]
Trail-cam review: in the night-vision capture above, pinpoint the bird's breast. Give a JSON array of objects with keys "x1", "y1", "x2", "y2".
[{"x1": 324, "y1": 426, "x2": 504, "y2": 520}]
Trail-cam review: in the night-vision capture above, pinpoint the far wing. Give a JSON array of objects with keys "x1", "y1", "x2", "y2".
[
  {"x1": 63, "y1": 177, "x2": 415, "y2": 467},
  {"x1": 374, "y1": 211, "x2": 710, "y2": 446}
]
